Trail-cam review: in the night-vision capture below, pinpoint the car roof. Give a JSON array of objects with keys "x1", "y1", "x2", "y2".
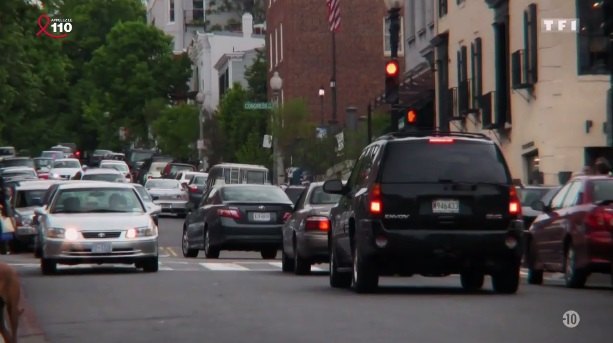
[
  {"x1": 1, "y1": 166, "x2": 35, "y2": 171},
  {"x1": 34, "y1": 157, "x2": 54, "y2": 160},
  {"x1": 1, "y1": 157, "x2": 31, "y2": 160},
  {"x1": 183, "y1": 171, "x2": 206, "y2": 176},
  {"x1": 374, "y1": 131, "x2": 494, "y2": 145},
  {"x1": 100, "y1": 160, "x2": 127, "y2": 164},
  {"x1": 15, "y1": 180, "x2": 62, "y2": 190},
  {"x1": 519, "y1": 185, "x2": 558, "y2": 189},
  {"x1": 54, "y1": 158, "x2": 80, "y2": 163},
  {"x1": 220, "y1": 184, "x2": 278, "y2": 189},
  {"x1": 57, "y1": 181, "x2": 136, "y2": 190},
  {"x1": 210, "y1": 163, "x2": 268, "y2": 170},
  {"x1": 570, "y1": 175, "x2": 613, "y2": 181},
  {"x1": 83, "y1": 168, "x2": 122, "y2": 174}
]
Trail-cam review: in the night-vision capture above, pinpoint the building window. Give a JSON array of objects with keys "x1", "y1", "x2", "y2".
[
  {"x1": 457, "y1": 0, "x2": 465, "y2": 5},
  {"x1": 417, "y1": 0, "x2": 426, "y2": 32},
  {"x1": 169, "y1": 0, "x2": 175, "y2": 22},
  {"x1": 512, "y1": 4, "x2": 538, "y2": 89},
  {"x1": 275, "y1": 28, "x2": 279, "y2": 66},
  {"x1": 193, "y1": 0, "x2": 204, "y2": 21},
  {"x1": 457, "y1": 45, "x2": 469, "y2": 114},
  {"x1": 439, "y1": 0, "x2": 447, "y2": 18},
  {"x1": 426, "y1": 0, "x2": 434, "y2": 27},
  {"x1": 269, "y1": 34, "x2": 273, "y2": 71},
  {"x1": 280, "y1": 23, "x2": 283, "y2": 62},
  {"x1": 407, "y1": 0, "x2": 415, "y2": 42},
  {"x1": 577, "y1": 0, "x2": 610, "y2": 74},
  {"x1": 384, "y1": 17, "x2": 405, "y2": 56},
  {"x1": 470, "y1": 38, "x2": 483, "y2": 110}
]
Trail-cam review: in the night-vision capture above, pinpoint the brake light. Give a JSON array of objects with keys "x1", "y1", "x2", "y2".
[
  {"x1": 585, "y1": 207, "x2": 613, "y2": 232},
  {"x1": 305, "y1": 216, "x2": 330, "y2": 231},
  {"x1": 509, "y1": 186, "x2": 521, "y2": 216},
  {"x1": 163, "y1": 164, "x2": 171, "y2": 176},
  {"x1": 188, "y1": 185, "x2": 199, "y2": 193},
  {"x1": 429, "y1": 137, "x2": 454, "y2": 144},
  {"x1": 282, "y1": 212, "x2": 292, "y2": 222},
  {"x1": 369, "y1": 183, "x2": 382, "y2": 215},
  {"x1": 217, "y1": 208, "x2": 241, "y2": 220}
]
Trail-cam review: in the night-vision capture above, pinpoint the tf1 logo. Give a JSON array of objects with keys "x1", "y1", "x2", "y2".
[
  {"x1": 541, "y1": 18, "x2": 579, "y2": 33},
  {"x1": 36, "y1": 13, "x2": 73, "y2": 39}
]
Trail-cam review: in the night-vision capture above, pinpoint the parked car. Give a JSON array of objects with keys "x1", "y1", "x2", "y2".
[
  {"x1": 35, "y1": 181, "x2": 159, "y2": 274},
  {"x1": 283, "y1": 185, "x2": 307, "y2": 207},
  {"x1": 41, "y1": 150, "x2": 65, "y2": 161},
  {"x1": 0, "y1": 167, "x2": 38, "y2": 180},
  {"x1": 525, "y1": 175, "x2": 613, "y2": 288},
  {"x1": 182, "y1": 184, "x2": 293, "y2": 259},
  {"x1": 0, "y1": 146, "x2": 16, "y2": 160},
  {"x1": 517, "y1": 185, "x2": 560, "y2": 228},
  {"x1": 281, "y1": 182, "x2": 341, "y2": 274},
  {"x1": 80, "y1": 168, "x2": 126, "y2": 183},
  {"x1": 99, "y1": 160, "x2": 132, "y2": 183},
  {"x1": 48, "y1": 158, "x2": 83, "y2": 180},
  {"x1": 145, "y1": 178, "x2": 189, "y2": 217},
  {"x1": 323, "y1": 131, "x2": 524, "y2": 294},
  {"x1": 0, "y1": 157, "x2": 36, "y2": 171}
]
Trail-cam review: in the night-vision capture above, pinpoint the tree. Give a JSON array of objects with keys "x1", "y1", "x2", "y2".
[
  {"x1": 245, "y1": 49, "x2": 267, "y2": 102},
  {"x1": 151, "y1": 104, "x2": 199, "y2": 161},
  {"x1": 82, "y1": 21, "x2": 192, "y2": 150}
]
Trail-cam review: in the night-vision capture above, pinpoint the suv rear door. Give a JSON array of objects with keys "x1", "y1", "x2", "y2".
[{"x1": 378, "y1": 138, "x2": 514, "y2": 231}]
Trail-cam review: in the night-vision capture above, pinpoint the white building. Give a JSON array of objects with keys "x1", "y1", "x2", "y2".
[
  {"x1": 189, "y1": 13, "x2": 265, "y2": 114},
  {"x1": 147, "y1": 0, "x2": 206, "y2": 52},
  {"x1": 215, "y1": 49, "x2": 261, "y2": 99},
  {"x1": 433, "y1": 0, "x2": 611, "y2": 185}
]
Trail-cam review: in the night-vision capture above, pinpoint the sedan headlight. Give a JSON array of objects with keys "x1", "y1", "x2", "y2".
[
  {"x1": 126, "y1": 226, "x2": 157, "y2": 238},
  {"x1": 46, "y1": 227, "x2": 80, "y2": 240}
]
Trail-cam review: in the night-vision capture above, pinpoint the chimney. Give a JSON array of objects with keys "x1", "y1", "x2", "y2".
[{"x1": 242, "y1": 13, "x2": 253, "y2": 37}]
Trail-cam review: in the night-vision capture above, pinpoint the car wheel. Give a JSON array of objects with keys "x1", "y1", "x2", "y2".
[
  {"x1": 260, "y1": 248, "x2": 277, "y2": 259},
  {"x1": 564, "y1": 244, "x2": 588, "y2": 288},
  {"x1": 491, "y1": 261, "x2": 520, "y2": 294},
  {"x1": 142, "y1": 257, "x2": 159, "y2": 273},
  {"x1": 351, "y1": 244, "x2": 378, "y2": 294},
  {"x1": 329, "y1": 238, "x2": 351, "y2": 288},
  {"x1": 293, "y1": 240, "x2": 310, "y2": 275},
  {"x1": 203, "y1": 229, "x2": 220, "y2": 259},
  {"x1": 41, "y1": 258, "x2": 57, "y2": 275},
  {"x1": 281, "y1": 248, "x2": 294, "y2": 273},
  {"x1": 460, "y1": 270, "x2": 484, "y2": 291},
  {"x1": 527, "y1": 268, "x2": 543, "y2": 285},
  {"x1": 182, "y1": 229, "x2": 199, "y2": 258}
]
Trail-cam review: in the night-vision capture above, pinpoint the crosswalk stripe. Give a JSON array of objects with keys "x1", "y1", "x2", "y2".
[
  {"x1": 199, "y1": 262, "x2": 250, "y2": 271},
  {"x1": 268, "y1": 262, "x2": 282, "y2": 268}
]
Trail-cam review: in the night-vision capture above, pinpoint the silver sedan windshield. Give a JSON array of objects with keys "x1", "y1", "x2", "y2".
[{"x1": 49, "y1": 188, "x2": 145, "y2": 213}]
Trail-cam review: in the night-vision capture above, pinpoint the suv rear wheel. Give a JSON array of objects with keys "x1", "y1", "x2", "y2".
[
  {"x1": 491, "y1": 261, "x2": 520, "y2": 294},
  {"x1": 351, "y1": 244, "x2": 378, "y2": 293},
  {"x1": 182, "y1": 229, "x2": 198, "y2": 258}
]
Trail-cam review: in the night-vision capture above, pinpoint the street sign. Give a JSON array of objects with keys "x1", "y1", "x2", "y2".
[
  {"x1": 262, "y1": 134, "x2": 272, "y2": 148},
  {"x1": 316, "y1": 127, "x2": 327, "y2": 139},
  {"x1": 197, "y1": 139, "x2": 205, "y2": 150},
  {"x1": 335, "y1": 131, "x2": 344, "y2": 152},
  {"x1": 244, "y1": 102, "x2": 273, "y2": 110}
]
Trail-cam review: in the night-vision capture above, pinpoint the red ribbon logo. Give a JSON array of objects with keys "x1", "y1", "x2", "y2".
[{"x1": 36, "y1": 13, "x2": 68, "y2": 39}]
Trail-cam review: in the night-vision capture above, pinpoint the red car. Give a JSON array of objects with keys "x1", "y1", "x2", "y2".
[{"x1": 525, "y1": 175, "x2": 613, "y2": 288}]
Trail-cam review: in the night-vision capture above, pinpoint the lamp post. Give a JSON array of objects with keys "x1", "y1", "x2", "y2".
[
  {"x1": 270, "y1": 71, "x2": 284, "y2": 185},
  {"x1": 318, "y1": 86, "x2": 325, "y2": 127},
  {"x1": 195, "y1": 92, "x2": 205, "y2": 163}
]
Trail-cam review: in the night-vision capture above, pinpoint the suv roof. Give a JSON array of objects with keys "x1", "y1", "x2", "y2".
[{"x1": 375, "y1": 130, "x2": 493, "y2": 142}]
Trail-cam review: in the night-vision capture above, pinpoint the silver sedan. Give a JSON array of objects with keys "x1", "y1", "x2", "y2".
[
  {"x1": 36, "y1": 181, "x2": 159, "y2": 274},
  {"x1": 145, "y1": 178, "x2": 189, "y2": 217}
]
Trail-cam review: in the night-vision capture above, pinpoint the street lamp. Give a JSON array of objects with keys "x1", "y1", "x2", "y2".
[
  {"x1": 318, "y1": 86, "x2": 325, "y2": 127},
  {"x1": 269, "y1": 71, "x2": 284, "y2": 185}
]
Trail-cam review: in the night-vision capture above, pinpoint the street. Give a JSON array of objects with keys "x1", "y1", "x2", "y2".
[{"x1": 3, "y1": 216, "x2": 612, "y2": 343}]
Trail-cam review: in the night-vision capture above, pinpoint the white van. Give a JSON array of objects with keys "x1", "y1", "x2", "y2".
[{"x1": 204, "y1": 163, "x2": 270, "y2": 193}]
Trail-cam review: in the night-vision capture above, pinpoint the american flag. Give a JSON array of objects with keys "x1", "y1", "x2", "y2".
[{"x1": 326, "y1": 0, "x2": 341, "y2": 32}]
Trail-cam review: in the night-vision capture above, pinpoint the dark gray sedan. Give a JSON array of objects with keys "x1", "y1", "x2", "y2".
[{"x1": 281, "y1": 182, "x2": 341, "y2": 274}]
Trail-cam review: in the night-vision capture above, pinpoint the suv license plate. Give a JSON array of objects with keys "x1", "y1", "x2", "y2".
[
  {"x1": 253, "y1": 212, "x2": 271, "y2": 221},
  {"x1": 432, "y1": 199, "x2": 460, "y2": 214},
  {"x1": 91, "y1": 243, "x2": 112, "y2": 253}
]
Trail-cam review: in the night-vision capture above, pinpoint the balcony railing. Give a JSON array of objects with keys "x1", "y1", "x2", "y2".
[
  {"x1": 184, "y1": 9, "x2": 206, "y2": 26},
  {"x1": 479, "y1": 91, "x2": 496, "y2": 128}
]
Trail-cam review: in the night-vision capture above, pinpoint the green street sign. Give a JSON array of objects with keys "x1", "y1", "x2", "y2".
[{"x1": 244, "y1": 102, "x2": 273, "y2": 110}]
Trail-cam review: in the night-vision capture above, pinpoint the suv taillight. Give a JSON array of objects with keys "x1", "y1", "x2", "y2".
[
  {"x1": 217, "y1": 208, "x2": 241, "y2": 220},
  {"x1": 188, "y1": 185, "x2": 199, "y2": 193},
  {"x1": 585, "y1": 207, "x2": 613, "y2": 232},
  {"x1": 305, "y1": 216, "x2": 330, "y2": 231},
  {"x1": 369, "y1": 183, "x2": 383, "y2": 216},
  {"x1": 509, "y1": 186, "x2": 521, "y2": 217}
]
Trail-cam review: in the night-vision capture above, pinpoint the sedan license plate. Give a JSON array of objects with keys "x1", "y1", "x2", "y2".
[
  {"x1": 252, "y1": 212, "x2": 271, "y2": 222},
  {"x1": 162, "y1": 203, "x2": 171, "y2": 209},
  {"x1": 91, "y1": 242, "x2": 112, "y2": 254},
  {"x1": 432, "y1": 199, "x2": 460, "y2": 214}
]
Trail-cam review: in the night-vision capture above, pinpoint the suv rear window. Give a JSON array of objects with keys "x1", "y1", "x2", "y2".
[
  {"x1": 381, "y1": 140, "x2": 511, "y2": 184},
  {"x1": 591, "y1": 180, "x2": 613, "y2": 202}
]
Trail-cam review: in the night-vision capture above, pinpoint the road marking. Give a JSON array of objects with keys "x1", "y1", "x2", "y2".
[
  {"x1": 199, "y1": 262, "x2": 249, "y2": 271},
  {"x1": 268, "y1": 262, "x2": 282, "y2": 269},
  {"x1": 158, "y1": 263, "x2": 173, "y2": 271},
  {"x1": 166, "y1": 247, "x2": 178, "y2": 257}
]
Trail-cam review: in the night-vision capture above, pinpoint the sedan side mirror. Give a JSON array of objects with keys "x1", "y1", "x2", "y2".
[{"x1": 323, "y1": 179, "x2": 346, "y2": 194}]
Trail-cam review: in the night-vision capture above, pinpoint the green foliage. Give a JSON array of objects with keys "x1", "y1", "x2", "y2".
[
  {"x1": 82, "y1": 21, "x2": 192, "y2": 149},
  {"x1": 245, "y1": 49, "x2": 267, "y2": 102},
  {"x1": 151, "y1": 104, "x2": 199, "y2": 160}
]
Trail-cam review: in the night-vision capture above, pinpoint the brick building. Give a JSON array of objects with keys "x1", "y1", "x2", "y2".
[{"x1": 266, "y1": 0, "x2": 403, "y2": 128}]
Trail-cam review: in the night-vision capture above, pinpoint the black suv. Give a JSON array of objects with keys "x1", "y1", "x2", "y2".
[{"x1": 323, "y1": 131, "x2": 524, "y2": 294}]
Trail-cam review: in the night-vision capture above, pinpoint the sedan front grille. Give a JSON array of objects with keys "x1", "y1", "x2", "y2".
[{"x1": 82, "y1": 231, "x2": 122, "y2": 239}]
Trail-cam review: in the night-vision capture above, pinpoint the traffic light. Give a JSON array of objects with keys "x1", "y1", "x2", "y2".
[
  {"x1": 385, "y1": 59, "x2": 400, "y2": 104},
  {"x1": 391, "y1": 106, "x2": 421, "y2": 131}
]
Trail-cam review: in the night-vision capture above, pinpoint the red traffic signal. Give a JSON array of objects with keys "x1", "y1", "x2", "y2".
[
  {"x1": 385, "y1": 60, "x2": 399, "y2": 77},
  {"x1": 407, "y1": 109, "x2": 417, "y2": 124}
]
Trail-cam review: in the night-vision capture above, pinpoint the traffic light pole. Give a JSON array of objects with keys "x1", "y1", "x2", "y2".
[{"x1": 387, "y1": 7, "x2": 401, "y2": 131}]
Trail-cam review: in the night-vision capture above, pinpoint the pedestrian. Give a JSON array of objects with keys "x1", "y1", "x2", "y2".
[
  {"x1": 0, "y1": 178, "x2": 15, "y2": 255},
  {"x1": 594, "y1": 157, "x2": 612, "y2": 175}
]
